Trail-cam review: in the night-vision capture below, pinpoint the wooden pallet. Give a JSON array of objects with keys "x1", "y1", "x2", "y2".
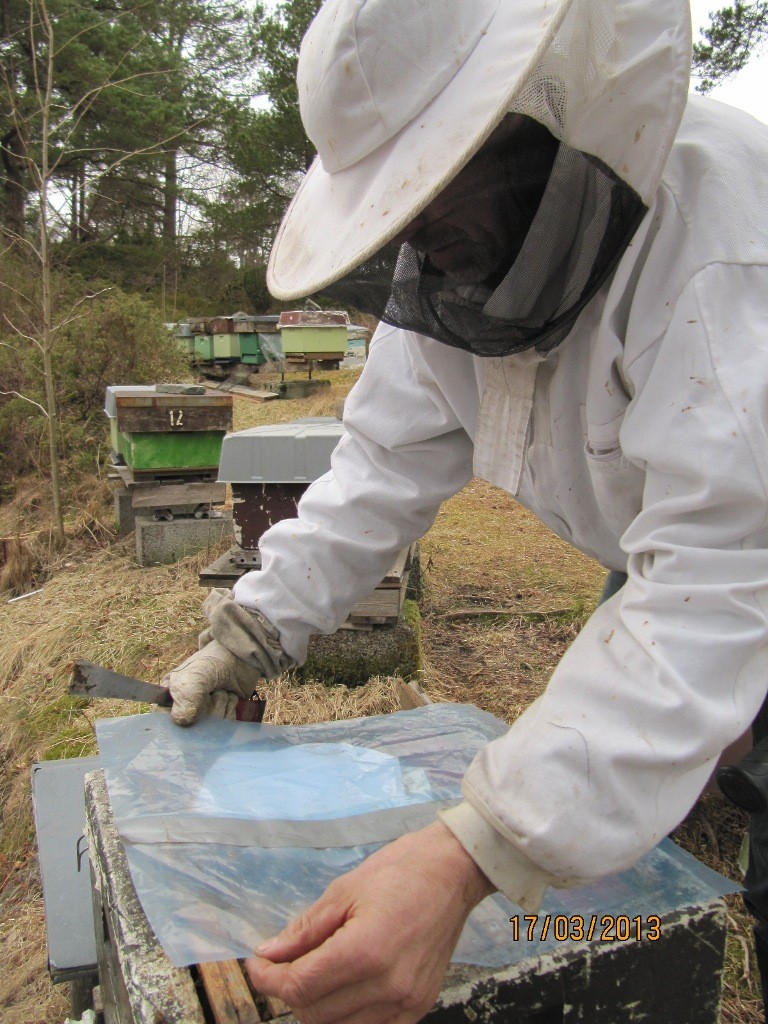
[
  {"x1": 199, "y1": 545, "x2": 415, "y2": 627},
  {"x1": 112, "y1": 462, "x2": 220, "y2": 486},
  {"x1": 205, "y1": 381, "x2": 279, "y2": 403}
]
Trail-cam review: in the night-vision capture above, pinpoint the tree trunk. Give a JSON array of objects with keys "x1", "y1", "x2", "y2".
[
  {"x1": 1, "y1": 127, "x2": 28, "y2": 241},
  {"x1": 163, "y1": 148, "x2": 177, "y2": 246},
  {"x1": 71, "y1": 167, "x2": 79, "y2": 242},
  {"x1": 79, "y1": 169, "x2": 88, "y2": 241}
]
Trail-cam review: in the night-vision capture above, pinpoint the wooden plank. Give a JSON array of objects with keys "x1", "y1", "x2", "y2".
[
  {"x1": 198, "y1": 960, "x2": 262, "y2": 1024},
  {"x1": 113, "y1": 463, "x2": 135, "y2": 487},
  {"x1": 263, "y1": 995, "x2": 291, "y2": 1019},
  {"x1": 131, "y1": 481, "x2": 226, "y2": 509},
  {"x1": 284, "y1": 352, "x2": 343, "y2": 362},
  {"x1": 348, "y1": 586, "x2": 402, "y2": 623},
  {"x1": 206, "y1": 382, "x2": 279, "y2": 403},
  {"x1": 379, "y1": 547, "x2": 409, "y2": 586},
  {"x1": 227, "y1": 386, "x2": 279, "y2": 402},
  {"x1": 116, "y1": 405, "x2": 232, "y2": 434},
  {"x1": 397, "y1": 681, "x2": 433, "y2": 709}
]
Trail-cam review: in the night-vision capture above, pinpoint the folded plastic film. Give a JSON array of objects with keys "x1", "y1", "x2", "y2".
[{"x1": 96, "y1": 704, "x2": 737, "y2": 969}]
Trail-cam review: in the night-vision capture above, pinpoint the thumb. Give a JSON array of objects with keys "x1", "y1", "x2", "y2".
[
  {"x1": 255, "y1": 895, "x2": 350, "y2": 963},
  {"x1": 169, "y1": 686, "x2": 206, "y2": 726},
  {"x1": 165, "y1": 668, "x2": 211, "y2": 726}
]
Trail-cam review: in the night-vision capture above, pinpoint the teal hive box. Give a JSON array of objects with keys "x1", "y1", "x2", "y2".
[
  {"x1": 193, "y1": 335, "x2": 214, "y2": 362},
  {"x1": 239, "y1": 333, "x2": 269, "y2": 366}
]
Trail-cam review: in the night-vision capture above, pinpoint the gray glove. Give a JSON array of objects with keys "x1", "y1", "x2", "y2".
[{"x1": 164, "y1": 589, "x2": 296, "y2": 726}]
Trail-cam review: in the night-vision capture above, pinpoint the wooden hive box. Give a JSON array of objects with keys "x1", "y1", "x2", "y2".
[
  {"x1": 113, "y1": 392, "x2": 233, "y2": 473},
  {"x1": 211, "y1": 333, "x2": 242, "y2": 361},
  {"x1": 207, "y1": 317, "x2": 233, "y2": 335},
  {"x1": 278, "y1": 310, "x2": 349, "y2": 358},
  {"x1": 82, "y1": 694, "x2": 729, "y2": 1024}
]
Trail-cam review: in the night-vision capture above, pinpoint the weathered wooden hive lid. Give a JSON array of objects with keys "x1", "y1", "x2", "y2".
[
  {"x1": 278, "y1": 309, "x2": 350, "y2": 329},
  {"x1": 104, "y1": 384, "x2": 225, "y2": 419},
  {"x1": 218, "y1": 417, "x2": 345, "y2": 484}
]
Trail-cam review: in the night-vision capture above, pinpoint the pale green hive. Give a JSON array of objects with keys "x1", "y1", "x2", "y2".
[{"x1": 279, "y1": 325, "x2": 348, "y2": 355}]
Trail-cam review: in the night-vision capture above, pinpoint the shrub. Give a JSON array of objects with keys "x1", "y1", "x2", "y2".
[{"x1": 0, "y1": 282, "x2": 190, "y2": 491}]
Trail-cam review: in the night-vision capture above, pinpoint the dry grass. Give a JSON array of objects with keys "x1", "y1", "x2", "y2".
[
  {"x1": 0, "y1": 892, "x2": 69, "y2": 1024},
  {"x1": 260, "y1": 676, "x2": 403, "y2": 725},
  {"x1": 231, "y1": 366, "x2": 361, "y2": 432},
  {"x1": 0, "y1": 475, "x2": 118, "y2": 598},
  {"x1": 419, "y1": 480, "x2": 603, "y2": 722},
  {"x1": 0, "y1": 371, "x2": 761, "y2": 1022}
]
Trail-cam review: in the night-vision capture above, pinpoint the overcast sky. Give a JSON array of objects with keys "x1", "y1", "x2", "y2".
[{"x1": 689, "y1": 0, "x2": 768, "y2": 124}]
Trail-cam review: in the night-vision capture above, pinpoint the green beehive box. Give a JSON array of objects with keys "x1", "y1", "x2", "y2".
[
  {"x1": 193, "y1": 335, "x2": 215, "y2": 361},
  {"x1": 279, "y1": 325, "x2": 348, "y2": 355},
  {"x1": 176, "y1": 335, "x2": 195, "y2": 357},
  {"x1": 212, "y1": 333, "x2": 241, "y2": 360},
  {"x1": 278, "y1": 310, "x2": 350, "y2": 358},
  {"x1": 113, "y1": 392, "x2": 233, "y2": 472},
  {"x1": 116, "y1": 430, "x2": 226, "y2": 471},
  {"x1": 239, "y1": 333, "x2": 267, "y2": 366}
]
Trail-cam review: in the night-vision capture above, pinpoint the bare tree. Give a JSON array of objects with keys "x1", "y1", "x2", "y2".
[{"x1": 0, "y1": 0, "x2": 197, "y2": 540}]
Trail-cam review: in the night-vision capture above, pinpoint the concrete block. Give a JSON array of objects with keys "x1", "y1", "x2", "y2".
[
  {"x1": 299, "y1": 600, "x2": 422, "y2": 687},
  {"x1": 114, "y1": 487, "x2": 136, "y2": 537},
  {"x1": 135, "y1": 514, "x2": 234, "y2": 566}
]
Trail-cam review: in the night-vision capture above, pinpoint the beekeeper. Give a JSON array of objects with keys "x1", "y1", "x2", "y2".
[{"x1": 166, "y1": 0, "x2": 768, "y2": 1020}]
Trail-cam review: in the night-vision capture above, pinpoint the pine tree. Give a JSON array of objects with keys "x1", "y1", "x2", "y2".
[{"x1": 693, "y1": 1, "x2": 768, "y2": 92}]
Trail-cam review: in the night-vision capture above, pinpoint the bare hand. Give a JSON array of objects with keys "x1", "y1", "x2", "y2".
[{"x1": 245, "y1": 821, "x2": 494, "y2": 1024}]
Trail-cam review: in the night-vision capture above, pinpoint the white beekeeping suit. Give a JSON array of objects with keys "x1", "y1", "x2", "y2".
[{"x1": 174, "y1": 0, "x2": 768, "y2": 913}]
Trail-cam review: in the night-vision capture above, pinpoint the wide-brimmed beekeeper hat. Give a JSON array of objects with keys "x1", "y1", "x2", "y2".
[{"x1": 267, "y1": 0, "x2": 691, "y2": 302}]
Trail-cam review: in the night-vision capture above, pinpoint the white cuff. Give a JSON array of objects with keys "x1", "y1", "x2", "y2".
[{"x1": 439, "y1": 800, "x2": 554, "y2": 913}]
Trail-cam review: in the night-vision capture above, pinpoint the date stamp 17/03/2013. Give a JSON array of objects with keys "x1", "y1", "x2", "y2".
[{"x1": 509, "y1": 914, "x2": 662, "y2": 943}]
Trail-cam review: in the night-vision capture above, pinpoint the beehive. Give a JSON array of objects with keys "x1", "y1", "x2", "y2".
[
  {"x1": 106, "y1": 387, "x2": 233, "y2": 473},
  {"x1": 278, "y1": 309, "x2": 349, "y2": 358},
  {"x1": 217, "y1": 418, "x2": 345, "y2": 546}
]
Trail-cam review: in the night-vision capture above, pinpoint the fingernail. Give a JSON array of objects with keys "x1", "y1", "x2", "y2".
[{"x1": 255, "y1": 939, "x2": 276, "y2": 956}]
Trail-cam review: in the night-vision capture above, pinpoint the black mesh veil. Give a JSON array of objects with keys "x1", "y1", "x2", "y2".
[{"x1": 322, "y1": 115, "x2": 647, "y2": 357}]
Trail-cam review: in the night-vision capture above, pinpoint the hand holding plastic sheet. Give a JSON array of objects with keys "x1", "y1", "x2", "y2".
[
  {"x1": 95, "y1": 705, "x2": 736, "y2": 969},
  {"x1": 247, "y1": 819, "x2": 494, "y2": 1024}
]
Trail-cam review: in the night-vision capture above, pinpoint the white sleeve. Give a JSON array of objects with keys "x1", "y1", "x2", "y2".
[
  {"x1": 232, "y1": 325, "x2": 475, "y2": 662},
  {"x1": 457, "y1": 263, "x2": 768, "y2": 888}
]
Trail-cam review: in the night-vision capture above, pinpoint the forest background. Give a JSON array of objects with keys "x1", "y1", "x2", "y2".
[{"x1": 1, "y1": 0, "x2": 767, "y2": 527}]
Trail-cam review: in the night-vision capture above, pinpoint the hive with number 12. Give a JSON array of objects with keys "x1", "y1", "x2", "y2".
[{"x1": 106, "y1": 387, "x2": 234, "y2": 473}]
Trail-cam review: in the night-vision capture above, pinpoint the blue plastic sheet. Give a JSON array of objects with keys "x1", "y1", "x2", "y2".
[{"x1": 96, "y1": 705, "x2": 738, "y2": 968}]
